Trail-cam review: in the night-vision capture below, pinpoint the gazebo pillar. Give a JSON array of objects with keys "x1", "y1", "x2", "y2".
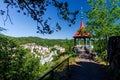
[
  {"x1": 89, "y1": 38, "x2": 91, "y2": 46},
  {"x1": 84, "y1": 38, "x2": 86, "y2": 49},
  {"x1": 79, "y1": 38, "x2": 80, "y2": 45},
  {"x1": 74, "y1": 38, "x2": 76, "y2": 46},
  {"x1": 89, "y1": 38, "x2": 92, "y2": 53},
  {"x1": 86, "y1": 38, "x2": 87, "y2": 47}
]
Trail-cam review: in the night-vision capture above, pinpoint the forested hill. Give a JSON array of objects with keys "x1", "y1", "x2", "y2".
[
  {"x1": 15, "y1": 37, "x2": 66, "y2": 47},
  {"x1": 0, "y1": 34, "x2": 73, "y2": 47}
]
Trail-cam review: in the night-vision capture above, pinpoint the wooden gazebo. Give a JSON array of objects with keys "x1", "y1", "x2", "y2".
[
  {"x1": 73, "y1": 8, "x2": 92, "y2": 53},
  {"x1": 73, "y1": 20, "x2": 91, "y2": 46}
]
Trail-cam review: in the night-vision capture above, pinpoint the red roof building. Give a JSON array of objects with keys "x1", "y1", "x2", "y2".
[
  {"x1": 73, "y1": 7, "x2": 92, "y2": 48},
  {"x1": 73, "y1": 20, "x2": 91, "y2": 38}
]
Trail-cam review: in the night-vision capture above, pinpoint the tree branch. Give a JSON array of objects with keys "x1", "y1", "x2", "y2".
[{"x1": 4, "y1": 3, "x2": 13, "y2": 26}]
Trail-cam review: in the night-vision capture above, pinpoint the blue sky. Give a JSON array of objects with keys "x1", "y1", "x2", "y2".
[{"x1": 0, "y1": 0, "x2": 90, "y2": 39}]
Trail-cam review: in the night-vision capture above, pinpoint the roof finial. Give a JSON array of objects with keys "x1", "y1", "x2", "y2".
[{"x1": 80, "y1": 7, "x2": 83, "y2": 20}]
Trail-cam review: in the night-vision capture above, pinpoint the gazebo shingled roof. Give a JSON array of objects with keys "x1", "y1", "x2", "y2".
[{"x1": 73, "y1": 20, "x2": 91, "y2": 38}]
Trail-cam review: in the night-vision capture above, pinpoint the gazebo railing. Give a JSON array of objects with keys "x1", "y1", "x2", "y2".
[{"x1": 37, "y1": 54, "x2": 75, "y2": 80}]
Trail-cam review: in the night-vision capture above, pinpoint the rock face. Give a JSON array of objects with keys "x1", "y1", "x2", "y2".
[{"x1": 107, "y1": 36, "x2": 120, "y2": 71}]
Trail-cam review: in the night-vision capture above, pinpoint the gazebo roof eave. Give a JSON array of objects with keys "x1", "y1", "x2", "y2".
[{"x1": 73, "y1": 36, "x2": 91, "y2": 38}]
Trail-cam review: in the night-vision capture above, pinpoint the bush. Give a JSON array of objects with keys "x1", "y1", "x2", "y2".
[
  {"x1": 0, "y1": 36, "x2": 41, "y2": 80},
  {"x1": 93, "y1": 39, "x2": 107, "y2": 61}
]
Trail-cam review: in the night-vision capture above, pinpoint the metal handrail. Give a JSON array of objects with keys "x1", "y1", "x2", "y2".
[{"x1": 37, "y1": 54, "x2": 74, "y2": 80}]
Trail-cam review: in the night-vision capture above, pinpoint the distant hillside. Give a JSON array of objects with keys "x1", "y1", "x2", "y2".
[
  {"x1": 15, "y1": 37, "x2": 66, "y2": 47},
  {"x1": 0, "y1": 34, "x2": 73, "y2": 47}
]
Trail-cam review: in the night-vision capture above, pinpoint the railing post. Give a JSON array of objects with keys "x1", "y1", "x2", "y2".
[
  {"x1": 50, "y1": 70, "x2": 54, "y2": 80},
  {"x1": 67, "y1": 58, "x2": 70, "y2": 77}
]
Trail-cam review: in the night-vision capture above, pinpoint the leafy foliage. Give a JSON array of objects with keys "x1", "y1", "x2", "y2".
[
  {"x1": 63, "y1": 39, "x2": 73, "y2": 54},
  {"x1": 86, "y1": 0, "x2": 120, "y2": 60},
  {"x1": 0, "y1": 35, "x2": 41, "y2": 80},
  {"x1": 1, "y1": 0, "x2": 79, "y2": 34}
]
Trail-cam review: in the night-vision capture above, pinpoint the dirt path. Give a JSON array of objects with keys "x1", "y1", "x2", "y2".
[{"x1": 69, "y1": 58, "x2": 110, "y2": 80}]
